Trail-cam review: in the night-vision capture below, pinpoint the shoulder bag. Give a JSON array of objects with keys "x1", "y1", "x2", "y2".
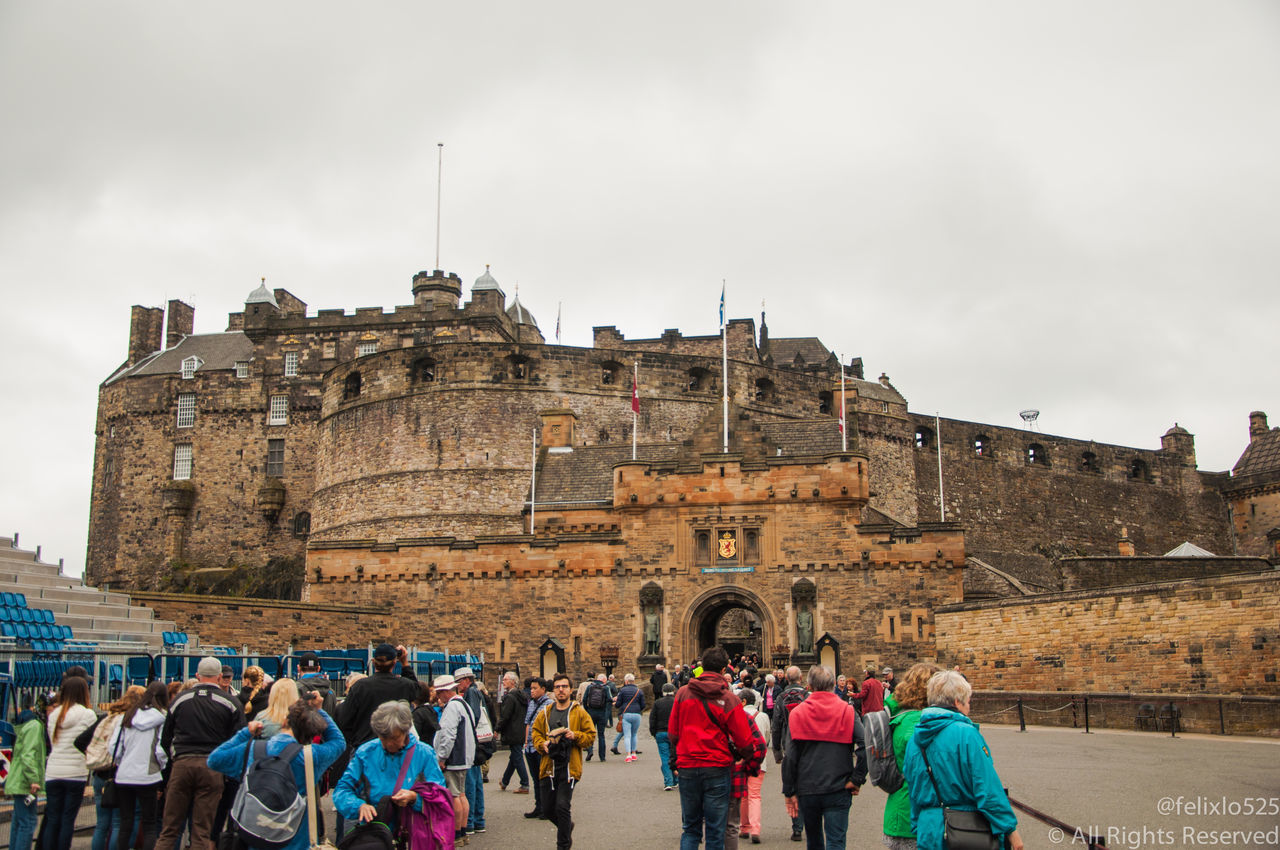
[
  {"x1": 616, "y1": 690, "x2": 639, "y2": 733},
  {"x1": 918, "y1": 741, "x2": 1001, "y2": 850}
]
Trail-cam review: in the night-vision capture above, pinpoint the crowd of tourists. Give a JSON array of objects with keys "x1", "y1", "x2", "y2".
[{"x1": 4, "y1": 644, "x2": 1020, "y2": 850}]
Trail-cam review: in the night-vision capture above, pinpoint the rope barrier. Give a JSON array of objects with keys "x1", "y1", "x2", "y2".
[{"x1": 1024, "y1": 702, "x2": 1075, "y2": 713}]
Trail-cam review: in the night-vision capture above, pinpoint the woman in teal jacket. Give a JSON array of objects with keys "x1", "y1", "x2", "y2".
[
  {"x1": 882, "y1": 663, "x2": 940, "y2": 849},
  {"x1": 902, "y1": 670, "x2": 1024, "y2": 850},
  {"x1": 6, "y1": 702, "x2": 47, "y2": 850}
]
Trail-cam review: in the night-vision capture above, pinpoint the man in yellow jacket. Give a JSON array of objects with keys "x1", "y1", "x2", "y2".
[{"x1": 531, "y1": 672, "x2": 596, "y2": 850}]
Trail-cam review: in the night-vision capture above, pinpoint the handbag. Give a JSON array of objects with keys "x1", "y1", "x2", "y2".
[
  {"x1": 616, "y1": 688, "x2": 639, "y2": 732},
  {"x1": 918, "y1": 742, "x2": 1001, "y2": 850},
  {"x1": 99, "y1": 719, "x2": 127, "y2": 808},
  {"x1": 304, "y1": 745, "x2": 339, "y2": 850}
]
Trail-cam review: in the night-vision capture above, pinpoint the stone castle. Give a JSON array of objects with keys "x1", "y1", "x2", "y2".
[{"x1": 87, "y1": 266, "x2": 1280, "y2": 689}]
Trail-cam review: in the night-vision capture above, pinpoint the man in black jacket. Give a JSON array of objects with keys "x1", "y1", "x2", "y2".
[
  {"x1": 780, "y1": 665, "x2": 867, "y2": 850},
  {"x1": 771, "y1": 665, "x2": 809, "y2": 842},
  {"x1": 294, "y1": 651, "x2": 338, "y2": 714},
  {"x1": 496, "y1": 671, "x2": 530, "y2": 794},
  {"x1": 649, "y1": 664, "x2": 669, "y2": 702},
  {"x1": 649, "y1": 682, "x2": 677, "y2": 790},
  {"x1": 156, "y1": 657, "x2": 245, "y2": 850},
  {"x1": 336, "y1": 643, "x2": 419, "y2": 748}
]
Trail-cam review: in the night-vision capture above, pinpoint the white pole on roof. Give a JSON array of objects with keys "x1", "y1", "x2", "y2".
[
  {"x1": 936, "y1": 412, "x2": 945, "y2": 522},
  {"x1": 721, "y1": 281, "x2": 729, "y2": 453},
  {"x1": 839, "y1": 355, "x2": 847, "y2": 453},
  {"x1": 530, "y1": 427, "x2": 537, "y2": 535}
]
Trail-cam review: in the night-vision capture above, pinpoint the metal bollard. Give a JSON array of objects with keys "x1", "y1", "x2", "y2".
[
  {"x1": 1218, "y1": 699, "x2": 1225, "y2": 736},
  {"x1": 1083, "y1": 696, "x2": 1091, "y2": 734},
  {"x1": 1017, "y1": 697, "x2": 1026, "y2": 732}
]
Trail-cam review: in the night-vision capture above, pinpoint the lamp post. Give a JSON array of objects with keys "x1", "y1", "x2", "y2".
[{"x1": 599, "y1": 644, "x2": 619, "y2": 679}]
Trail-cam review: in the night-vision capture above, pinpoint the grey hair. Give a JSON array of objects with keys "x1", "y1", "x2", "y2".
[
  {"x1": 502, "y1": 671, "x2": 518, "y2": 685},
  {"x1": 786, "y1": 665, "x2": 802, "y2": 684},
  {"x1": 370, "y1": 700, "x2": 414, "y2": 737},
  {"x1": 807, "y1": 665, "x2": 836, "y2": 692},
  {"x1": 624, "y1": 673, "x2": 635, "y2": 683},
  {"x1": 739, "y1": 688, "x2": 758, "y2": 706},
  {"x1": 927, "y1": 670, "x2": 973, "y2": 709},
  {"x1": 764, "y1": 674, "x2": 775, "y2": 685}
]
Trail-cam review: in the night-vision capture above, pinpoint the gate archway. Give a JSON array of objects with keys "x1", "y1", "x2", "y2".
[{"x1": 684, "y1": 585, "x2": 776, "y2": 663}]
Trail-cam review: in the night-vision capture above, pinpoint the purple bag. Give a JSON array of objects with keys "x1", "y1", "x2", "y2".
[{"x1": 398, "y1": 780, "x2": 456, "y2": 850}]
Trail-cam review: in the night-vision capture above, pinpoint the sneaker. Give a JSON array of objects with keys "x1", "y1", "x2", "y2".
[
  {"x1": 741, "y1": 831, "x2": 750, "y2": 838},
  {"x1": 626, "y1": 754, "x2": 637, "y2": 763},
  {"x1": 475, "y1": 827, "x2": 486, "y2": 833},
  {"x1": 664, "y1": 785, "x2": 675, "y2": 791},
  {"x1": 464, "y1": 827, "x2": 475, "y2": 835},
  {"x1": 791, "y1": 829, "x2": 803, "y2": 842},
  {"x1": 585, "y1": 753, "x2": 593, "y2": 761},
  {"x1": 611, "y1": 747, "x2": 620, "y2": 755},
  {"x1": 752, "y1": 836, "x2": 761, "y2": 844}
]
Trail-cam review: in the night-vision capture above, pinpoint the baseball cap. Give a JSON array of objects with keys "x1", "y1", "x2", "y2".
[
  {"x1": 373, "y1": 644, "x2": 398, "y2": 661},
  {"x1": 454, "y1": 666, "x2": 475, "y2": 680},
  {"x1": 298, "y1": 651, "x2": 320, "y2": 670},
  {"x1": 197, "y1": 657, "x2": 222, "y2": 677},
  {"x1": 882, "y1": 667, "x2": 893, "y2": 674}
]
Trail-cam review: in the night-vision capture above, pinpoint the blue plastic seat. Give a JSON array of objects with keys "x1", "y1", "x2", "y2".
[
  {"x1": 1, "y1": 623, "x2": 14, "y2": 638},
  {"x1": 0, "y1": 608, "x2": 11, "y2": 623},
  {"x1": 41, "y1": 609, "x2": 54, "y2": 625},
  {"x1": 127, "y1": 656, "x2": 152, "y2": 685},
  {"x1": 14, "y1": 593, "x2": 26, "y2": 608},
  {"x1": 1, "y1": 592, "x2": 14, "y2": 607},
  {"x1": 15, "y1": 623, "x2": 29, "y2": 640}
]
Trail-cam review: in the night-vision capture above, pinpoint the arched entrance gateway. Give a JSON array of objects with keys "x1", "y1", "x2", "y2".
[{"x1": 685, "y1": 585, "x2": 775, "y2": 663}]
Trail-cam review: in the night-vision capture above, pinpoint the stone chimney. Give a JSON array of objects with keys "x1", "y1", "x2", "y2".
[
  {"x1": 540, "y1": 409, "x2": 577, "y2": 449},
  {"x1": 128, "y1": 305, "x2": 164, "y2": 365},
  {"x1": 1118, "y1": 527, "x2": 1135, "y2": 557},
  {"x1": 1249, "y1": 411, "x2": 1269, "y2": 442},
  {"x1": 166, "y1": 300, "x2": 194, "y2": 349},
  {"x1": 878, "y1": 373, "x2": 892, "y2": 388}
]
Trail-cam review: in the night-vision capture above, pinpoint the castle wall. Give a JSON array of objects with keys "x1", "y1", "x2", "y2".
[
  {"x1": 934, "y1": 571, "x2": 1280, "y2": 696},
  {"x1": 912, "y1": 416, "x2": 1230, "y2": 571}
]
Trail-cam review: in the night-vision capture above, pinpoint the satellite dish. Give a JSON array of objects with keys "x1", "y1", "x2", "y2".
[{"x1": 1019, "y1": 409, "x2": 1040, "y2": 431}]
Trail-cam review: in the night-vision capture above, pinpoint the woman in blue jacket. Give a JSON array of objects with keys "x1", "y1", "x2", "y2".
[
  {"x1": 333, "y1": 701, "x2": 445, "y2": 827},
  {"x1": 208, "y1": 701, "x2": 345, "y2": 850},
  {"x1": 902, "y1": 670, "x2": 1024, "y2": 850}
]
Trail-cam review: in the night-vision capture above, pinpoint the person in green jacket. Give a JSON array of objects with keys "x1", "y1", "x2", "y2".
[
  {"x1": 882, "y1": 663, "x2": 940, "y2": 850},
  {"x1": 6, "y1": 700, "x2": 48, "y2": 850}
]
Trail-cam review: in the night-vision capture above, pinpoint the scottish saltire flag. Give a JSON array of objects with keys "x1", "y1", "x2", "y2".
[{"x1": 719, "y1": 283, "x2": 725, "y2": 328}]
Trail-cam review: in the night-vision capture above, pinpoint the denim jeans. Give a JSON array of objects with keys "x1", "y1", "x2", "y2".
[
  {"x1": 677, "y1": 766, "x2": 731, "y2": 850},
  {"x1": 464, "y1": 764, "x2": 485, "y2": 830},
  {"x1": 500, "y1": 743, "x2": 530, "y2": 788},
  {"x1": 621, "y1": 712, "x2": 641, "y2": 754},
  {"x1": 655, "y1": 731, "x2": 676, "y2": 788},
  {"x1": 43, "y1": 779, "x2": 88, "y2": 850},
  {"x1": 587, "y1": 709, "x2": 609, "y2": 759},
  {"x1": 9, "y1": 793, "x2": 38, "y2": 850},
  {"x1": 91, "y1": 773, "x2": 122, "y2": 850},
  {"x1": 798, "y1": 790, "x2": 852, "y2": 850}
]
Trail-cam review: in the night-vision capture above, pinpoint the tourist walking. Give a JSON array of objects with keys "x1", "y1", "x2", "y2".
[
  {"x1": 432, "y1": 674, "x2": 475, "y2": 842},
  {"x1": 880, "y1": 663, "x2": 941, "y2": 850},
  {"x1": 522, "y1": 678, "x2": 552, "y2": 820},
  {"x1": 738, "y1": 689, "x2": 771, "y2": 844},
  {"x1": 614, "y1": 673, "x2": 645, "y2": 762},
  {"x1": 649, "y1": 682, "x2": 677, "y2": 790},
  {"x1": 496, "y1": 671, "x2": 531, "y2": 793},
  {"x1": 530, "y1": 673, "x2": 596, "y2": 850}
]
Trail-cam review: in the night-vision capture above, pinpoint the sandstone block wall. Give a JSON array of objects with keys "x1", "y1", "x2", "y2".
[{"x1": 934, "y1": 571, "x2": 1280, "y2": 695}]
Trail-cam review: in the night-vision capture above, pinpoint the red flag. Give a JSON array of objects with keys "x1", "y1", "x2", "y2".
[{"x1": 631, "y1": 376, "x2": 640, "y2": 413}]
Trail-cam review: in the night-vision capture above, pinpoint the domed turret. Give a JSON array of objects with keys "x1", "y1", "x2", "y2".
[
  {"x1": 472, "y1": 264, "x2": 504, "y2": 296},
  {"x1": 246, "y1": 280, "x2": 278, "y2": 308},
  {"x1": 506, "y1": 295, "x2": 537, "y2": 328}
]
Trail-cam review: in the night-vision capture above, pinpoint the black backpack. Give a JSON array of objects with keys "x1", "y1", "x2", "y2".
[
  {"x1": 584, "y1": 681, "x2": 609, "y2": 710},
  {"x1": 863, "y1": 709, "x2": 904, "y2": 793},
  {"x1": 229, "y1": 740, "x2": 306, "y2": 850}
]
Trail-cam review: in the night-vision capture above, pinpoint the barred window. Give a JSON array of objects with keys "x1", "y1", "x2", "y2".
[
  {"x1": 235, "y1": 361, "x2": 250, "y2": 378},
  {"x1": 284, "y1": 351, "x2": 298, "y2": 377},
  {"x1": 266, "y1": 439, "x2": 285, "y2": 477},
  {"x1": 176, "y1": 393, "x2": 196, "y2": 428},
  {"x1": 357, "y1": 341, "x2": 377, "y2": 357},
  {"x1": 173, "y1": 444, "x2": 193, "y2": 480},
  {"x1": 269, "y1": 395, "x2": 289, "y2": 425},
  {"x1": 103, "y1": 457, "x2": 114, "y2": 489}
]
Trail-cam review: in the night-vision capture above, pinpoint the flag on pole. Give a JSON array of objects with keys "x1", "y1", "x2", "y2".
[
  {"x1": 719, "y1": 282, "x2": 725, "y2": 329},
  {"x1": 555, "y1": 302, "x2": 561, "y2": 344},
  {"x1": 632, "y1": 370, "x2": 640, "y2": 414}
]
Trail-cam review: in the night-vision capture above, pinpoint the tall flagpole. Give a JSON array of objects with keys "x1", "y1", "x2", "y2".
[
  {"x1": 632, "y1": 361, "x2": 639, "y2": 460},
  {"x1": 936, "y1": 412, "x2": 945, "y2": 521},
  {"x1": 530, "y1": 426, "x2": 537, "y2": 534},
  {"x1": 721, "y1": 281, "x2": 728, "y2": 453},
  {"x1": 435, "y1": 143, "x2": 444, "y2": 269},
  {"x1": 840, "y1": 356, "x2": 847, "y2": 453}
]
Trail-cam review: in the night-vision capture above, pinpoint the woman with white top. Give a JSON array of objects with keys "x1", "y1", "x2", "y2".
[
  {"x1": 109, "y1": 681, "x2": 170, "y2": 850},
  {"x1": 42, "y1": 676, "x2": 97, "y2": 850}
]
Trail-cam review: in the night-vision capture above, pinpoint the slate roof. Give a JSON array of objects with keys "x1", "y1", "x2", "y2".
[
  {"x1": 535, "y1": 444, "x2": 682, "y2": 503},
  {"x1": 768, "y1": 337, "x2": 833, "y2": 367},
  {"x1": 1232, "y1": 428, "x2": 1280, "y2": 478},
  {"x1": 760, "y1": 420, "x2": 843, "y2": 456},
  {"x1": 104, "y1": 332, "x2": 254, "y2": 384},
  {"x1": 849, "y1": 378, "x2": 905, "y2": 404}
]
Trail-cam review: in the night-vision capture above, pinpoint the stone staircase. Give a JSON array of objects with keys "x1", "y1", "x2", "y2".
[{"x1": 0, "y1": 535, "x2": 185, "y2": 651}]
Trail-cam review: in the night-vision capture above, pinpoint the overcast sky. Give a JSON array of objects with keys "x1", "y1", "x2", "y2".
[{"x1": 2, "y1": 2, "x2": 1277, "y2": 576}]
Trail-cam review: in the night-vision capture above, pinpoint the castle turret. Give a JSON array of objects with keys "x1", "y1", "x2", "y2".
[
  {"x1": 1160, "y1": 423, "x2": 1196, "y2": 466},
  {"x1": 243, "y1": 279, "x2": 280, "y2": 330},
  {"x1": 412, "y1": 269, "x2": 462, "y2": 310},
  {"x1": 468, "y1": 265, "x2": 505, "y2": 314}
]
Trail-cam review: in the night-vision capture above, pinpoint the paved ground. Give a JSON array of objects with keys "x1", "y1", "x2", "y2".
[{"x1": 36, "y1": 721, "x2": 1280, "y2": 850}]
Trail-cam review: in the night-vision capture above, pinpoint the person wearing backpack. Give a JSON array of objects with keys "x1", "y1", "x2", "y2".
[
  {"x1": 430, "y1": 675, "x2": 474, "y2": 842},
  {"x1": 76, "y1": 686, "x2": 145, "y2": 850},
  {"x1": 6, "y1": 698, "x2": 47, "y2": 850},
  {"x1": 879, "y1": 663, "x2": 940, "y2": 850},
  {"x1": 769, "y1": 665, "x2": 809, "y2": 843},
  {"x1": 581, "y1": 674, "x2": 611, "y2": 762},
  {"x1": 208, "y1": 699, "x2": 345, "y2": 850},
  {"x1": 110, "y1": 681, "x2": 170, "y2": 850}
]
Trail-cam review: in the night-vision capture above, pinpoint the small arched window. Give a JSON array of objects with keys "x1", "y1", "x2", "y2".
[
  {"x1": 293, "y1": 512, "x2": 311, "y2": 537},
  {"x1": 695, "y1": 531, "x2": 711, "y2": 565},
  {"x1": 600, "y1": 361, "x2": 622, "y2": 386},
  {"x1": 974, "y1": 435, "x2": 990, "y2": 457},
  {"x1": 1130, "y1": 458, "x2": 1151, "y2": 482},
  {"x1": 343, "y1": 372, "x2": 362, "y2": 401},
  {"x1": 754, "y1": 378, "x2": 775, "y2": 403},
  {"x1": 410, "y1": 357, "x2": 436, "y2": 383},
  {"x1": 688, "y1": 367, "x2": 711, "y2": 392},
  {"x1": 1081, "y1": 451, "x2": 1098, "y2": 473},
  {"x1": 818, "y1": 391, "x2": 833, "y2": 415},
  {"x1": 1027, "y1": 443, "x2": 1048, "y2": 466},
  {"x1": 915, "y1": 426, "x2": 933, "y2": 449}
]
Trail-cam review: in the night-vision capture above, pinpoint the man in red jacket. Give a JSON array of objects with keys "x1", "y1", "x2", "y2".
[
  {"x1": 853, "y1": 668, "x2": 885, "y2": 714},
  {"x1": 668, "y1": 647, "x2": 758, "y2": 850}
]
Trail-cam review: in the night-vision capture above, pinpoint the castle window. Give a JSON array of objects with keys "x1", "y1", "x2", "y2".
[
  {"x1": 357, "y1": 341, "x2": 377, "y2": 357},
  {"x1": 411, "y1": 357, "x2": 436, "y2": 383},
  {"x1": 601, "y1": 361, "x2": 622, "y2": 386},
  {"x1": 743, "y1": 528, "x2": 760, "y2": 565},
  {"x1": 754, "y1": 378, "x2": 775, "y2": 403},
  {"x1": 1081, "y1": 451, "x2": 1098, "y2": 472},
  {"x1": 176, "y1": 393, "x2": 196, "y2": 428},
  {"x1": 974, "y1": 435, "x2": 990, "y2": 457},
  {"x1": 293, "y1": 511, "x2": 311, "y2": 537},
  {"x1": 915, "y1": 426, "x2": 933, "y2": 449},
  {"x1": 173, "y1": 444, "x2": 193, "y2": 480},
  {"x1": 268, "y1": 394, "x2": 289, "y2": 425},
  {"x1": 180, "y1": 356, "x2": 202, "y2": 379},
  {"x1": 103, "y1": 457, "x2": 113, "y2": 490},
  {"x1": 1027, "y1": 443, "x2": 1048, "y2": 466},
  {"x1": 688, "y1": 367, "x2": 711, "y2": 392},
  {"x1": 321, "y1": 341, "x2": 336, "y2": 359},
  {"x1": 343, "y1": 372, "x2": 362, "y2": 401},
  {"x1": 266, "y1": 439, "x2": 285, "y2": 477},
  {"x1": 695, "y1": 531, "x2": 711, "y2": 566},
  {"x1": 881, "y1": 401, "x2": 889, "y2": 413},
  {"x1": 284, "y1": 351, "x2": 298, "y2": 377},
  {"x1": 818, "y1": 391, "x2": 832, "y2": 415},
  {"x1": 508, "y1": 354, "x2": 530, "y2": 381},
  {"x1": 1130, "y1": 458, "x2": 1151, "y2": 482},
  {"x1": 235, "y1": 361, "x2": 250, "y2": 378}
]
